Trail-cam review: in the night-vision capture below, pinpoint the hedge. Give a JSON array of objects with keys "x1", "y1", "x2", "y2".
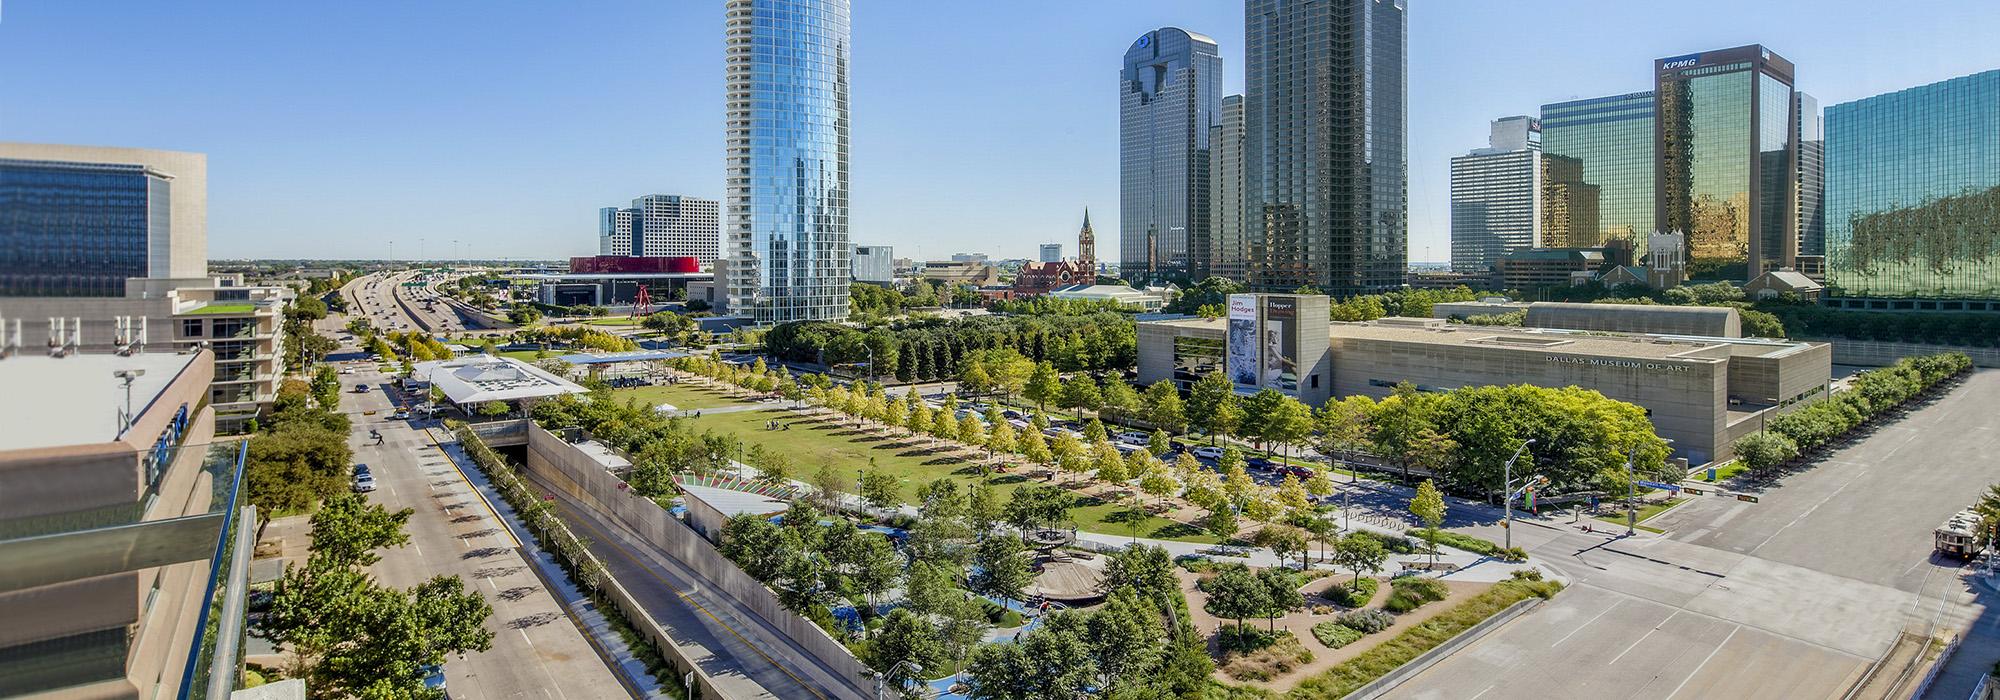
[
  {"x1": 1312, "y1": 621, "x2": 1365, "y2": 649},
  {"x1": 1323, "y1": 576, "x2": 1380, "y2": 608}
]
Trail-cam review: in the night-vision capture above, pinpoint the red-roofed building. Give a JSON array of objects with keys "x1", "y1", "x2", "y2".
[{"x1": 1012, "y1": 260, "x2": 1094, "y2": 297}]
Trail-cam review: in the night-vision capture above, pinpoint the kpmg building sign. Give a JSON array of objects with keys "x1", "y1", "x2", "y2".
[
  {"x1": 1659, "y1": 54, "x2": 1700, "y2": 71},
  {"x1": 1546, "y1": 354, "x2": 1692, "y2": 373}
]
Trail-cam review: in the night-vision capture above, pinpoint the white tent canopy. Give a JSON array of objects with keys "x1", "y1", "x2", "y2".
[{"x1": 413, "y1": 357, "x2": 585, "y2": 406}]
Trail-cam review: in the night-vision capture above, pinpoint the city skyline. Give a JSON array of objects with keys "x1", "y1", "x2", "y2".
[{"x1": 4, "y1": 1, "x2": 1998, "y2": 264}]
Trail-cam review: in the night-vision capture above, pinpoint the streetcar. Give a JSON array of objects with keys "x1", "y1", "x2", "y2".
[{"x1": 1934, "y1": 508, "x2": 1984, "y2": 558}]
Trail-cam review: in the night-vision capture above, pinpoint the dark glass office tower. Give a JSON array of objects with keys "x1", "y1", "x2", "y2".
[
  {"x1": 1243, "y1": 0, "x2": 1407, "y2": 295},
  {"x1": 1655, "y1": 45, "x2": 1797, "y2": 279},
  {"x1": 1120, "y1": 27, "x2": 1222, "y2": 285},
  {"x1": 1825, "y1": 69, "x2": 2000, "y2": 300},
  {"x1": 0, "y1": 159, "x2": 170, "y2": 297}
]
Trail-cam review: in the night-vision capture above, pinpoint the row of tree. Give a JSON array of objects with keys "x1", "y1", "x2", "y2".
[
  {"x1": 1734, "y1": 352, "x2": 1973, "y2": 471},
  {"x1": 763, "y1": 311, "x2": 1139, "y2": 379}
]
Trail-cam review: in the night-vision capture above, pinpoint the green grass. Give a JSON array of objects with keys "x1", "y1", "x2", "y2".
[
  {"x1": 610, "y1": 383, "x2": 752, "y2": 411},
  {"x1": 1591, "y1": 497, "x2": 1687, "y2": 533},
  {"x1": 498, "y1": 349, "x2": 548, "y2": 361},
  {"x1": 687, "y1": 409, "x2": 1219, "y2": 543},
  {"x1": 184, "y1": 302, "x2": 258, "y2": 315},
  {"x1": 576, "y1": 317, "x2": 642, "y2": 326},
  {"x1": 1698, "y1": 460, "x2": 1749, "y2": 483}
]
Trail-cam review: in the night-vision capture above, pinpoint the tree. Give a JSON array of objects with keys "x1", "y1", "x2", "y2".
[
  {"x1": 1142, "y1": 380, "x2": 1188, "y2": 434},
  {"x1": 1201, "y1": 566, "x2": 1270, "y2": 631},
  {"x1": 971, "y1": 534, "x2": 1032, "y2": 605},
  {"x1": 1082, "y1": 589, "x2": 1162, "y2": 691},
  {"x1": 1264, "y1": 395, "x2": 1315, "y2": 459},
  {"x1": 1186, "y1": 371, "x2": 1233, "y2": 442},
  {"x1": 811, "y1": 464, "x2": 847, "y2": 508},
  {"x1": 1101, "y1": 544, "x2": 1178, "y2": 599},
  {"x1": 1316, "y1": 396, "x2": 1374, "y2": 474},
  {"x1": 1147, "y1": 429, "x2": 1172, "y2": 457},
  {"x1": 1139, "y1": 466, "x2": 1178, "y2": 510},
  {"x1": 859, "y1": 469, "x2": 901, "y2": 511},
  {"x1": 868, "y1": 609, "x2": 946, "y2": 691},
  {"x1": 902, "y1": 561, "x2": 961, "y2": 618},
  {"x1": 966, "y1": 621, "x2": 1093, "y2": 700},
  {"x1": 959, "y1": 359, "x2": 994, "y2": 396},
  {"x1": 1024, "y1": 361, "x2": 1061, "y2": 411},
  {"x1": 1093, "y1": 442, "x2": 1129, "y2": 483},
  {"x1": 958, "y1": 414, "x2": 987, "y2": 453},
  {"x1": 309, "y1": 492, "x2": 412, "y2": 567},
  {"x1": 1411, "y1": 479, "x2": 1448, "y2": 566},
  {"x1": 1734, "y1": 431, "x2": 1799, "y2": 473},
  {"x1": 849, "y1": 533, "x2": 903, "y2": 607},
  {"x1": 1203, "y1": 507, "x2": 1239, "y2": 541},
  {"x1": 476, "y1": 400, "x2": 510, "y2": 417},
  {"x1": 1333, "y1": 532, "x2": 1388, "y2": 590},
  {"x1": 1256, "y1": 567, "x2": 1305, "y2": 631},
  {"x1": 1060, "y1": 373, "x2": 1102, "y2": 419},
  {"x1": 1099, "y1": 375, "x2": 1140, "y2": 421},
  {"x1": 1019, "y1": 429, "x2": 1052, "y2": 468},
  {"x1": 1004, "y1": 484, "x2": 1076, "y2": 531},
  {"x1": 1253, "y1": 525, "x2": 1309, "y2": 569}
]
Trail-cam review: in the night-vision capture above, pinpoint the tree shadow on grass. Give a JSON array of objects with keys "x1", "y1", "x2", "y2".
[
  {"x1": 923, "y1": 457, "x2": 961, "y2": 466},
  {"x1": 850, "y1": 435, "x2": 887, "y2": 444}
]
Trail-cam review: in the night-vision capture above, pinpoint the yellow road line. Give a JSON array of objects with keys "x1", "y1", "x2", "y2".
[{"x1": 556, "y1": 500, "x2": 831, "y2": 700}]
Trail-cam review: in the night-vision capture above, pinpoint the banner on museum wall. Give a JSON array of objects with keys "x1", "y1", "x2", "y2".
[{"x1": 1226, "y1": 294, "x2": 1259, "y2": 391}]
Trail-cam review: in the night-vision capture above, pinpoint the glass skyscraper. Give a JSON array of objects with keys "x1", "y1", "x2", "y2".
[
  {"x1": 1796, "y1": 93, "x2": 1825, "y2": 257},
  {"x1": 1119, "y1": 27, "x2": 1221, "y2": 285},
  {"x1": 724, "y1": 0, "x2": 851, "y2": 325},
  {"x1": 1244, "y1": 0, "x2": 1407, "y2": 296},
  {"x1": 1541, "y1": 92, "x2": 1655, "y2": 249},
  {"x1": 0, "y1": 159, "x2": 170, "y2": 297},
  {"x1": 1655, "y1": 45, "x2": 1797, "y2": 279},
  {"x1": 1450, "y1": 116, "x2": 1541, "y2": 272},
  {"x1": 1209, "y1": 94, "x2": 1246, "y2": 283},
  {"x1": 1825, "y1": 69, "x2": 2000, "y2": 300}
]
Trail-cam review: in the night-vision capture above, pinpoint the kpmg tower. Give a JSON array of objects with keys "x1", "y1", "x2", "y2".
[
  {"x1": 1244, "y1": 0, "x2": 1407, "y2": 295},
  {"x1": 723, "y1": 0, "x2": 851, "y2": 324},
  {"x1": 1654, "y1": 45, "x2": 1798, "y2": 279},
  {"x1": 1119, "y1": 28, "x2": 1222, "y2": 285}
]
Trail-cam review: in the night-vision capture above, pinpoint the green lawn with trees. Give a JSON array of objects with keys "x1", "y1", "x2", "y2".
[{"x1": 609, "y1": 382, "x2": 754, "y2": 411}]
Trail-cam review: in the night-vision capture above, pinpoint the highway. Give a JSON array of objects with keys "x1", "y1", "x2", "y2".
[
  {"x1": 340, "y1": 270, "x2": 492, "y2": 336},
  {"x1": 332, "y1": 338, "x2": 630, "y2": 698}
]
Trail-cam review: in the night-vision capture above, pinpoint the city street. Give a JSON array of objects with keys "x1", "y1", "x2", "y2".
[
  {"x1": 1395, "y1": 370, "x2": 2000, "y2": 699},
  {"x1": 338, "y1": 361, "x2": 631, "y2": 699}
]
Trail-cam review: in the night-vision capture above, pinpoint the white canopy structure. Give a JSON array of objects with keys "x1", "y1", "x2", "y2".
[{"x1": 413, "y1": 357, "x2": 585, "y2": 407}]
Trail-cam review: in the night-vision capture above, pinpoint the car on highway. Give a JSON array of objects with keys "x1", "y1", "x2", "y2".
[
  {"x1": 352, "y1": 472, "x2": 376, "y2": 493},
  {"x1": 353, "y1": 463, "x2": 371, "y2": 478},
  {"x1": 353, "y1": 384, "x2": 370, "y2": 393},
  {"x1": 1190, "y1": 445, "x2": 1224, "y2": 460}
]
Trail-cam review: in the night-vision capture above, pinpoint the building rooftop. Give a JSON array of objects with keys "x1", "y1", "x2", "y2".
[
  {"x1": 0, "y1": 351, "x2": 201, "y2": 451},
  {"x1": 1146, "y1": 315, "x2": 1817, "y2": 361},
  {"x1": 678, "y1": 482, "x2": 791, "y2": 519},
  {"x1": 179, "y1": 302, "x2": 259, "y2": 316},
  {"x1": 412, "y1": 356, "x2": 586, "y2": 405}
]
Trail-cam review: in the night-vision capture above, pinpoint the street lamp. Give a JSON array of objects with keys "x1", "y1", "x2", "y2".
[
  {"x1": 870, "y1": 661, "x2": 923, "y2": 700},
  {"x1": 1501, "y1": 438, "x2": 1537, "y2": 552}
]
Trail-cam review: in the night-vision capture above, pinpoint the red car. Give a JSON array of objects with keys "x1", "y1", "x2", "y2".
[{"x1": 1276, "y1": 465, "x2": 1315, "y2": 480}]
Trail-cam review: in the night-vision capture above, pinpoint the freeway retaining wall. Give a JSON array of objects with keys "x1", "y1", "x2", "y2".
[
  {"x1": 1810, "y1": 338, "x2": 2000, "y2": 368},
  {"x1": 522, "y1": 422, "x2": 872, "y2": 700}
]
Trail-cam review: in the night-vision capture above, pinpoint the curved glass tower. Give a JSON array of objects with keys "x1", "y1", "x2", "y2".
[
  {"x1": 724, "y1": 0, "x2": 851, "y2": 324},
  {"x1": 1119, "y1": 27, "x2": 1221, "y2": 285}
]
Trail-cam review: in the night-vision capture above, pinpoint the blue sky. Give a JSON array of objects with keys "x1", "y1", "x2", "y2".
[{"x1": 3, "y1": 1, "x2": 1996, "y2": 263}]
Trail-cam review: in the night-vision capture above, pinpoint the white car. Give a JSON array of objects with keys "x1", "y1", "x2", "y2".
[
  {"x1": 1114, "y1": 431, "x2": 1151, "y2": 445},
  {"x1": 352, "y1": 473, "x2": 377, "y2": 493},
  {"x1": 1191, "y1": 446, "x2": 1225, "y2": 461}
]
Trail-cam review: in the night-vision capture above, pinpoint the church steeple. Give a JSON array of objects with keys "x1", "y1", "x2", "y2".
[{"x1": 1078, "y1": 208, "x2": 1096, "y2": 269}]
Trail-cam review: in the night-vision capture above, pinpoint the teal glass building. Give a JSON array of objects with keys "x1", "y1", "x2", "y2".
[
  {"x1": 1825, "y1": 69, "x2": 2000, "y2": 300},
  {"x1": 1541, "y1": 92, "x2": 1656, "y2": 249},
  {"x1": 1119, "y1": 27, "x2": 1222, "y2": 285},
  {"x1": 0, "y1": 159, "x2": 170, "y2": 297}
]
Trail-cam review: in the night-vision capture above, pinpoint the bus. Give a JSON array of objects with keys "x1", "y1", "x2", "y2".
[{"x1": 1934, "y1": 509, "x2": 1984, "y2": 558}]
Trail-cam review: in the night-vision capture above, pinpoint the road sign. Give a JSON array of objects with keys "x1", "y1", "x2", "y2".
[
  {"x1": 1635, "y1": 480, "x2": 1682, "y2": 492},
  {"x1": 1735, "y1": 494, "x2": 1760, "y2": 503}
]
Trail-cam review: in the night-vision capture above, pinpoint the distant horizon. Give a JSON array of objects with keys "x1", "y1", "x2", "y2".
[{"x1": 5, "y1": 1, "x2": 1996, "y2": 262}]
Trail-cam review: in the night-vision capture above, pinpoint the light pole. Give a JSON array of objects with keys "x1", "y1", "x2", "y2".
[
  {"x1": 1501, "y1": 438, "x2": 1537, "y2": 551},
  {"x1": 871, "y1": 661, "x2": 923, "y2": 700},
  {"x1": 1624, "y1": 449, "x2": 1637, "y2": 536}
]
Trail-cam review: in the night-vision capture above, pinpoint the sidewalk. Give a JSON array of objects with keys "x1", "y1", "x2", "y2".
[{"x1": 427, "y1": 425, "x2": 671, "y2": 698}]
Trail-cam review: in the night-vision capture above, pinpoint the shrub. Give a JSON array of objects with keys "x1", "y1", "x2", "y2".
[
  {"x1": 1312, "y1": 621, "x2": 1365, "y2": 649},
  {"x1": 1195, "y1": 562, "x2": 1252, "y2": 593},
  {"x1": 1509, "y1": 568, "x2": 1544, "y2": 582},
  {"x1": 1336, "y1": 609, "x2": 1395, "y2": 634},
  {"x1": 1217, "y1": 623, "x2": 1283, "y2": 655},
  {"x1": 1323, "y1": 576, "x2": 1380, "y2": 608},
  {"x1": 1351, "y1": 530, "x2": 1419, "y2": 554},
  {"x1": 1410, "y1": 527, "x2": 1508, "y2": 557},
  {"x1": 1176, "y1": 554, "x2": 1222, "y2": 573},
  {"x1": 1219, "y1": 630, "x2": 1314, "y2": 682},
  {"x1": 1386, "y1": 577, "x2": 1449, "y2": 613}
]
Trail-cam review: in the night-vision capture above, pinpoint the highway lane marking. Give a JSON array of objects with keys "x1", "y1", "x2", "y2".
[
  {"x1": 1468, "y1": 683, "x2": 1497, "y2": 700},
  {"x1": 1664, "y1": 625, "x2": 1739, "y2": 700},
  {"x1": 556, "y1": 498, "x2": 829, "y2": 700},
  {"x1": 1609, "y1": 610, "x2": 1678, "y2": 665},
  {"x1": 1552, "y1": 599, "x2": 1622, "y2": 647}
]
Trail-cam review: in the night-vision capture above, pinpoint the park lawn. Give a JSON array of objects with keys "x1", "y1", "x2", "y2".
[
  {"x1": 610, "y1": 383, "x2": 753, "y2": 411},
  {"x1": 576, "y1": 317, "x2": 641, "y2": 327},
  {"x1": 1698, "y1": 460, "x2": 1749, "y2": 483},
  {"x1": 686, "y1": 409, "x2": 1220, "y2": 543},
  {"x1": 1591, "y1": 497, "x2": 1688, "y2": 533},
  {"x1": 498, "y1": 349, "x2": 546, "y2": 361}
]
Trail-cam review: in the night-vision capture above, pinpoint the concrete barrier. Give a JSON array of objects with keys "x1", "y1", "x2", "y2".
[
  {"x1": 1348, "y1": 595, "x2": 1546, "y2": 700},
  {"x1": 521, "y1": 422, "x2": 873, "y2": 698},
  {"x1": 1809, "y1": 338, "x2": 2000, "y2": 369}
]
